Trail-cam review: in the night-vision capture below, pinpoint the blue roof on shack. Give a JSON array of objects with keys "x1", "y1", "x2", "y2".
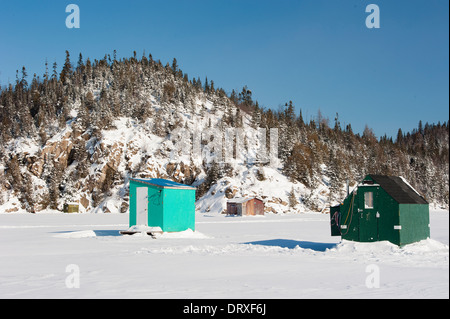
[{"x1": 130, "y1": 178, "x2": 196, "y2": 190}]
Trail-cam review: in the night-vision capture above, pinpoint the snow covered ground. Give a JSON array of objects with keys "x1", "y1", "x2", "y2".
[{"x1": 0, "y1": 210, "x2": 448, "y2": 299}]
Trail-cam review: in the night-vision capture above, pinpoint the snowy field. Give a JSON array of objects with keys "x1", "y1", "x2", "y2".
[{"x1": 0, "y1": 210, "x2": 448, "y2": 299}]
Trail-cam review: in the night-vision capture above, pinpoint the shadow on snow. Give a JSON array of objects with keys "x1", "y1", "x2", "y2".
[
  {"x1": 51, "y1": 230, "x2": 122, "y2": 237},
  {"x1": 244, "y1": 239, "x2": 337, "y2": 252}
]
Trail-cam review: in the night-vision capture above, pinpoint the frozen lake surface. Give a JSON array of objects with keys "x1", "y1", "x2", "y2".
[{"x1": 0, "y1": 210, "x2": 448, "y2": 299}]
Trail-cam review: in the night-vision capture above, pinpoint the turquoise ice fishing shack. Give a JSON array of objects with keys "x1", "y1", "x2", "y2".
[{"x1": 128, "y1": 178, "x2": 196, "y2": 232}]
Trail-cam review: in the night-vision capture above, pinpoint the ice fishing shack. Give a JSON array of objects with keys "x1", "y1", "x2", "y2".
[
  {"x1": 330, "y1": 175, "x2": 430, "y2": 246},
  {"x1": 127, "y1": 178, "x2": 196, "y2": 232},
  {"x1": 227, "y1": 198, "x2": 265, "y2": 216}
]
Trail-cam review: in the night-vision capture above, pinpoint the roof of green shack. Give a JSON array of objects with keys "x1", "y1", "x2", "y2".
[
  {"x1": 368, "y1": 175, "x2": 428, "y2": 205},
  {"x1": 130, "y1": 178, "x2": 196, "y2": 190}
]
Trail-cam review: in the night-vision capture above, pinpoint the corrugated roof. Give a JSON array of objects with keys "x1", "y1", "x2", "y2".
[
  {"x1": 369, "y1": 175, "x2": 428, "y2": 204},
  {"x1": 227, "y1": 197, "x2": 263, "y2": 204},
  {"x1": 228, "y1": 197, "x2": 253, "y2": 204},
  {"x1": 130, "y1": 178, "x2": 196, "y2": 190}
]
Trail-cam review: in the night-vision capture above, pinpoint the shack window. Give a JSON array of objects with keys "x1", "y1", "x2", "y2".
[{"x1": 364, "y1": 192, "x2": 374, "y2": 209}]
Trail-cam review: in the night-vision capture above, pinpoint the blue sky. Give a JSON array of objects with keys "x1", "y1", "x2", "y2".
[{"x1": 0, "y1": 0, "x2": 448, "y2": 138}]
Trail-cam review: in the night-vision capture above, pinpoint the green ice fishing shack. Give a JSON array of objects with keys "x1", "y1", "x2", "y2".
[
  {"x1": 330, "y1": 175, "x2": 430, "y2": 246},
  {"x1": 128, "y1": 178, "x2": 196, "y2": 232}
]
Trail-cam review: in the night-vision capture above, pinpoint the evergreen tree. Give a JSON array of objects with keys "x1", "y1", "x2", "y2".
[
  {"x1": 238, "y1": 85, "x2": 252, "y2": 108},
  {"x1": 251, "y1": 101, "x2": 261, "y2": 129},
  {"x1": 21, "y1": 66, "x2": 28, "y2": 88},
  {"x1": 171, "y1": 58, "x2": 178, "y2": 75},
  {"x1": 60, "y1": 50, "x2": 72, "y2": 84},
  {"x1": 288, "y1": 186, "x2": 298, "y2": 208},
  {"x1": 327, "y1": 148, "x2": 342, "y2": 202},
  {"x1": 52, "y1": 61, "x2": 58, "y2": 80},
  {"x1": 77, "y1": 53, "x2": 84, "y2": 73},
  {"x1": 204, "y1": 76, "x2": 210, "y2": 94}
]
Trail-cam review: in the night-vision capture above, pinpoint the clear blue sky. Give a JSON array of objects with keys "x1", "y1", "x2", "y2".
[{"x1": 0, "y1": 0, "x2": 448, "y2": 138}]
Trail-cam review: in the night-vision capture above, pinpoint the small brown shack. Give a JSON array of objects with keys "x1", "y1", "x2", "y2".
[{"x1": 227, "y1": 198, "x2": 264, "y2": 216}]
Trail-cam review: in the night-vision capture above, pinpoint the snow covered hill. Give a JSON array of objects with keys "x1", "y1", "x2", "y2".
[
  {"x1": 0, "y1": 52, "x2": 448, "y2": 214},
  {"x1": 0, "y1": 104, "x2": 331, "y2": 216}
]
